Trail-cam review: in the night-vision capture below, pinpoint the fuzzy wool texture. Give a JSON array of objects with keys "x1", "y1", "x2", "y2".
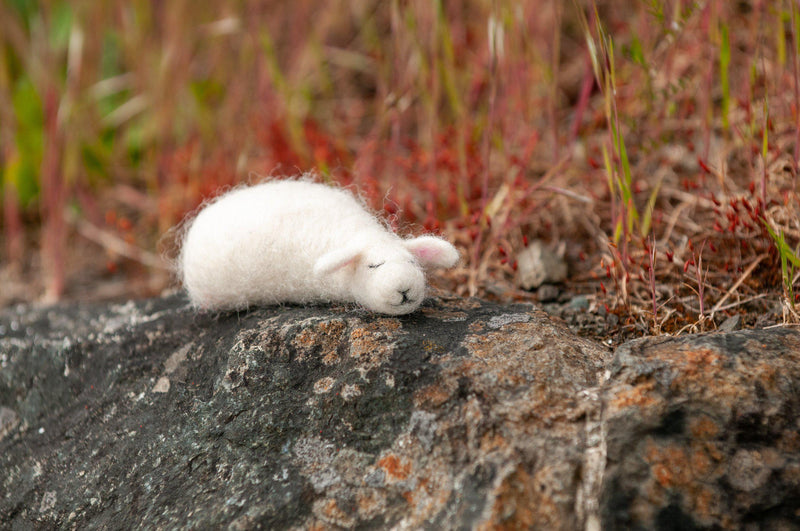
[{"x1": 178, "y1": 179, "x2": 459, "y2": 315}]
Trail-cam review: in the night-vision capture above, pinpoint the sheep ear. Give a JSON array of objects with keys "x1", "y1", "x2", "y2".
[
  {"x1": 314, "y1": 245, "x2": 364, "y2": 276},
  {"x1": 404, "y1": 236, "x2": 459, "y2": 268}
]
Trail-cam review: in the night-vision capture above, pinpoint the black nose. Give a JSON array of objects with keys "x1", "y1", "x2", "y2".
[{"x1": 399, "y1": 289, "x2": 410, "y2": 304}]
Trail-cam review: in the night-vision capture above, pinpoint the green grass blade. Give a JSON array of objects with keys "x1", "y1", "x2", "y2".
[{"x1": 719, "y1": 23, "x2": 731, "y2": 130}]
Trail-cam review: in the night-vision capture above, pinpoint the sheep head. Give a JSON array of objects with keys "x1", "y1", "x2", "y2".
[{"x1": 314, "y1": 235, "x2": 459, "y2": 315}]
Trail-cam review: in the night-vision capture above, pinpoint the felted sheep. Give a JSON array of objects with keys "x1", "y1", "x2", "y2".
[{"x1": 179, "y1": 179, "x2": 459, "y2": 315}]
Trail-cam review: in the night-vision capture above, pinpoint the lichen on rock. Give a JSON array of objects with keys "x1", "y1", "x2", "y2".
[{"x1": 1, "y1": 294, "x2": 798, "y2": 529}]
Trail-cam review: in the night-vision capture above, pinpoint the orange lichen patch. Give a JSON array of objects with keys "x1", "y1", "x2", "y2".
[
  {"x1": 413, "y1": 381, "x2": 455, "y2": 408},
  {"x1": 398, "y1": 477, "x2": 435, "y2": 514},
  {"x1": 378, "y1": 453, "x2": 412, "y2": 481},
  {"x1": 416, "y1": 477, "x2": 430, "y2": 493},
  {"x1": 435, "y1": 297, "x2": 482, "y2": 311},
  {"x1": 322, "y1": 350, "x2": 340, "y2": 365},
  {"x1": 689, "y1": 444, "x2": 715, "y2": 477},
  {"x1": 749, "y1": 358, "x2": 778, "y2": 382},
  {"x1": 394, "y1": 468, "x2": 453, "y2": 523},
  {"x1": 704, "y1": 440, "x2": 724, "y2": 462},
  {"x1": 669, "y1": 348, "x2": 724, "y2": 391},
  {"x1": 429, "y1": 479, "x2": 455, "y2": 520},
  {"x1": 480, "y1": 465, "x2": 558, "y2": 531},
  {"x1": 759, "y1": 447, "x2": 786, "y2": 469},
  {"x1": 313, "y1": 376, "x2": 336, "y2": 394},
  {"x1": 348, "y1": 320, "x2": 401, "y2": 369},
  {"x1": 642, "y1": 437, "x2": 727, "y2": 524},
  {"x1": 374, "y1": 318, "x2": 402, "y2": 332},
  {"x1": 652, "y1": 463, "x2": 672, "y2": 488},
  {"x1": 291, "y1": 319, "x2": 347, "y2": 363},
  {"x1": 461, "y1": 325, "x2": 601, "y2": 389},
  {"x1": 450, "y1": 325, "x2": 605, "y2": 420},
  {"x1": 610, "y1": 380, "x2": 658, "y2": 410},
  {"x1": 779, "y1": 429, "x2": 800, "y2": 453},
  {"x1": 421, "y1": 308, "x2": 468, "y2": 322},
  {"x1": 463, "y1": 332, "x2": 539, "y2": 388},
  {"x1": 312, "y1": 497, "x2": 355, "y2": 528},
  {"x1": 463, "y1": 332, "x2": 501, "y2": 361},
  {"x1": 645, "y1": 440, "x2": 691, "y2": 488},
  {"x1": 467, "y1": 321, "x2": 485, "y2": 334},
  {"x1": 645, "y1": 437, "x2": 724, "y2": 486},
  {"x1": 684, "y1": 348, "x2": 722, "y2": 368},
  {"x1": 692, "y1": 485, "x2": 720, "y2": 524},
  {"x1": 480, "y1": 432, "x2": 508, "y2": 453},
  {"x1": 422, "y1": 339, "x2": 446, "y2": 355},
  {"x1": 306, "y1": 521, "x2": 327, "y2": 531},
  {"x1": 356, "y1": 488, "x2": 386, "y2": 520},
  {"x1": 689, "y1": 415, "x2": 720, "y2": 440}
]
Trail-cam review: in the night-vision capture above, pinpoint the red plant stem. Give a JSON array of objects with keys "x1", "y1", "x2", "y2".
[
  {"x1": 428, "y1": 17, "x2": 440, "y2": 196},
  {"x1": 383, "y1": 2, "x2": 402, "y2": 187},
  {"x1": 568, "y1": 56, "x2": 594, "y2": 146},
  {"x1": 2, "y1": 177, "x2": 23, "y2": 265},
  {"x1": 550, "y1": 1, "x2": 562, "y2": 162},
  {"x1": 792, "y1": 1, "x2": 800, "y2": 177},
  {"x1": 41, "y1": 86, "x2": 66, "y2": 301},
  {"x1": 482, "y1": 38, "x2": 497, "y2": 210},
  {"x1": 649, "y1": 236, "x2": 657, "y2": 325},
  {"x1": 701, "y1": 2, "x2": 713, "y2": 162},
  {"x1": 696, "y1": 240, "x2": 707, "y2": 317},
  {"x1": 473, "y1": 2, "x2": 500, "y2": 291},
  {"x1": 762, "y1": 71, "x2": 768, "y2": 207}
]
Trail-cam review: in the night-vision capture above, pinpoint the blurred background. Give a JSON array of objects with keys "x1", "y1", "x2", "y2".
[{"x1": 1, "y1": 0, "x2": 798, "y2": 333}]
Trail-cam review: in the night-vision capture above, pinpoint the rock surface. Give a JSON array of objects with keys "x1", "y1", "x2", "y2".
[
  {"x1": 515, "y1": 240, "x2": 568, "y2": 290},
  {"x1": 601, "y1": 330, "x2": 800, "y2": 529},
  {"x1": 0, "y1": 294, "x2": 798, "y2": 529}
]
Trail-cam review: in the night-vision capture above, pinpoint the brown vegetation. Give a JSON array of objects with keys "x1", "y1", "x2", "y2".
[{"x1": 0, "y1": 1, "x2": 798, "y2": 336}]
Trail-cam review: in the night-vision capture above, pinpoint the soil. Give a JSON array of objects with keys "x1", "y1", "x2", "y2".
[{"x1": 478, "y1": 279, "x2": 790, "y2": 347}]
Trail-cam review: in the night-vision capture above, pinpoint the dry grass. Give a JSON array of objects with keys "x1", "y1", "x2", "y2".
[{"x1": 0, "y1": 0, "x2": 798, "y2": 335}]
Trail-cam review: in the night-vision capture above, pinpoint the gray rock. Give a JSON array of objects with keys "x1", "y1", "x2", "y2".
[
  {"x1": 1, "y1": 294, "x2": 798, "y2": 529},
  {"x1": 717, "y1": 313, "x2": 742, "y2": 332},
  {"x1": 516, "y1": 240, "x2": 568, "y2": 290},
  {"x1": 601, "y1": 329, "x2": 800, "y2": 529},
  {"x1": 569, "y1": 295, "x2": 590, "y2": 311},
  {"x1": 536, "y1": 283, "x2": 561, "y2": 302}
]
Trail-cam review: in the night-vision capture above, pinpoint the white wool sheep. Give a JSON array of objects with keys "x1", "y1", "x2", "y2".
[{"x1": 179, "y1": 179, "x2": 459, "y2": 315}]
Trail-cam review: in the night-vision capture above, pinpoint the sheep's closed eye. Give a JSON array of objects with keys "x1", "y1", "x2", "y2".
[{"x1": 368, "y1": 262, "x2": 385, "y2": 269}]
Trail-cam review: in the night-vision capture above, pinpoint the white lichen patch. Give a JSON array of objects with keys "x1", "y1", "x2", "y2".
[
  {"x1": 164, "y1": 343, "x2": 192, "y2": 374},
  {"x1": 313, "y1": 377, "x2": 336, "y2": 394},
  {"x1": 293, "y1": 436, "x2": 342, "y2": 493},
  {"x1": 152, "y1": 377, "x2": 171, "y2": 393},
  {"x1": 487, "y1": 313, "x2": 531, "y2": 329},
  {"x1": 340, "y1": 384, "x2": 362, "y2": 401},
  {"x1": 96, "y1": 300, "x2": 170, "y2": 337},
  {"x1": 39, "y1": 491, "x2": 57, "y2": 513}
]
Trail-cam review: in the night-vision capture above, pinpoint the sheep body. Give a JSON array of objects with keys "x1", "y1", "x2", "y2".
[{"x1": 179, "y1": 179, "x2": 458, "y2": 314}]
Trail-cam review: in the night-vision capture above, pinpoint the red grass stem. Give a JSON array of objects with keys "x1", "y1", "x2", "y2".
[{"x1": 40, "y1": 87, "x2": 66, "y2": 301}]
